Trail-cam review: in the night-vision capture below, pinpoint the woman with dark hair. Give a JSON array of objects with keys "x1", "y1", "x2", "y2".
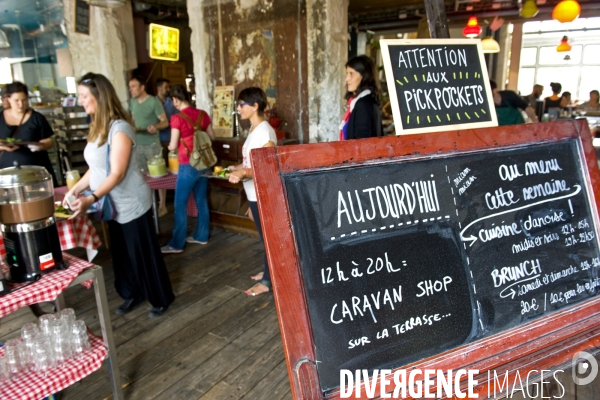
[
  {"x1": 65, "y1": 72, "x2": 174, "y2": 319},
  {"x1": 160, "y1": 84, "x2": 215, "y2": 254},
  {"x1": 0, "y1": 81, "x2": 57, "y2": 185},
  {"x1": 544, "y1": 82, "x2": 562, "y2": 113},
  {"x1": 577, "y1": 90, "x2": 600, "y2": 112},
  {"x1": 339, "y1": 55, "x2": 382, "y2": 140},
  {"x1": 559, "y1": 91, "x2": 572, "y2": 109},
  {"x1": 227, "y1": 87, "x2": 277, "y2": 296}
]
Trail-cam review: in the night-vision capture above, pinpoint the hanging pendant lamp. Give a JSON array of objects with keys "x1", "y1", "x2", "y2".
[
  {"x1": 520, "y1": 0, "x2": 539, "y2": 18},
  {"x1": 481, "y1": 37, "x2": 500, "y2": 53},
  {"x1": 556, "y1": 36, "x2": 572, "y2": 52},
  {"x1": 463, "y1": 16, "x2": 482, "y2": 38},
  {"x1": 552, "y1": 0, "x2": 581, "y2": 23}
]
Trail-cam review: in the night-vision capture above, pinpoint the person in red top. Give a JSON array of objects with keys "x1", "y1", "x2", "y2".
[{"x1": 161, "y1": 85, "x2": 215, "y2": 253}]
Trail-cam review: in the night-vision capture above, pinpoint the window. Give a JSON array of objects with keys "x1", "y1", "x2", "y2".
[
  {"x1": 520, "y1": 48, "x2": 537, "y2": 66},
  {"x1": 539, "y1": 45, "x2": 582, "y2": 65},
  {"x1": 517, "y1": 68, "x2": 536, "y2": 96},
  {"x1": 579, "y1": 67, "x2": 600, "y2": 100},
  {"x1": 519, "y1": 17, "x2": 600, "y2": 102},
  {"x1": 583, "y1": 45, "x2": 600, "y2": 64}
]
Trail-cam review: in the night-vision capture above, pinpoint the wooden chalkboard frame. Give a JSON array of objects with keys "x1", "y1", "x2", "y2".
[
  {"x1": 380, "y1": 39, "x2": 498, "y2": 135},
  {"x1": 74, "y1": 0, "x2": 90, "y2": 35},
  {"x1": 251, "y1": 120, "x2": 600, "y2": 399}
]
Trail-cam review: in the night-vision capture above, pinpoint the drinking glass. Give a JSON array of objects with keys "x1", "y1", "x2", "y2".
[
  {"x1": 0, "y1": 356, "x2": 8, "y2": 382},
  {"x1": 71, "y1": 320, "x2": 91, "y2": 357},
  {"x1": 33, "y1": 336, "x2": 54, "y2": 374},
  {"x1": 4, "y1": 338, "x2": 22, "y2": 376},
  {"x1": 18, "y1": 338, "x2": 36, "y2": 372},
  {"x1": 39, "y1": 314, "x2": 56, "y2": 337},
  {"x1": 21, "y1": 323, "x2": 40, "y2": 341},
  {"x1": 71, "y1": 320, "x2": 87, "y2": 336},
  {"x1": 52, "y1": 338, "x2": 72, "y2": 367},
  {"x1": 51, "y1": 319, "x2": 73, "y2": 363},
  {"x1": 71, "y1": 330, "x2": 91, "y2": 358},
  {"x1": 60, "y1": 308, "x2": 75, "y2": 321},
  {"x1": 60, "y1": 308, "x2": 76, "y2": 332},
  {"x1": 65, "y1": 170, "x2": 81, "y2": 190}
]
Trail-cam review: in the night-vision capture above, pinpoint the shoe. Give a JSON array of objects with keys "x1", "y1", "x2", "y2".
[
  {"x1": 158, "y1": 207, "x2": 168, "y2": 218},
  {"x1": 161, "y1": 244, "x2": 183, "y2": 254},
  {"x1": 250, "y1": 272, "x2": 263, "y2": 281},
  {"x1": 148, "y1": 306, "x2": 169, "y2": 318},
  {"x1": 185, "y1": 236, "x2": 207, "y2": 245},
  {"x1": 244, "y1": 283, "x2": 270, "y2": 297},
  {"x1": 115, "y1": 298, "x2": 143, "y2": 315}
]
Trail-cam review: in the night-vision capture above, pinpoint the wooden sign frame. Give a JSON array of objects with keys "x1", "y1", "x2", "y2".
[
  {"x1": 74, "y1": 0, "x2": 90, "y2": 35},
  {"x1": 380, "y1": 39, "x2": 498, "y2": 135},
  {"x1": 251, "y1": 120, "x2": 600, "y2": 399}
]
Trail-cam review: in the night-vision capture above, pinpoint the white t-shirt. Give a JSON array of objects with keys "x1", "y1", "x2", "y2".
[{"x1": 242, "y1": 121, "x2": 277, "y2": 201}]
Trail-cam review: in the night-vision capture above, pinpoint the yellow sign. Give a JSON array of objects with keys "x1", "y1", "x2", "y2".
[{"x1": 149, "y1": 23, "x2": 179, "y2": 61}]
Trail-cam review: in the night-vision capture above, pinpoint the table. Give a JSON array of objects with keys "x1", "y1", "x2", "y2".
[
  {"x1": 144, "y1": 173, "x2": 198, "y2": 234},
  {"x1": 0, "y1": 254, "x2": 123, "y2": 400},
  {"x1": 0, "y1": 215, "x2": 102, "y2": 263}
]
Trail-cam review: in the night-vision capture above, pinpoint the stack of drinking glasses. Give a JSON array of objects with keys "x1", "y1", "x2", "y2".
[{"x1": 0, "y1": 308, "x2": 91, "y2": 381}]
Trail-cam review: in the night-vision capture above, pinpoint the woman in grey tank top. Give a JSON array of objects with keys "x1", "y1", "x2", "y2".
[{"x1": 64, "y1": 73, "x2": 174, "y2": 318}]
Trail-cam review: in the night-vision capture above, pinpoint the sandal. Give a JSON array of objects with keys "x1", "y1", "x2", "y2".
[
  {"x1": 244, "y1": 283, "x2": 270, "y2": 297},
  {"x1": 250, "y1": 272, "x2": 264, "y2": 281}
]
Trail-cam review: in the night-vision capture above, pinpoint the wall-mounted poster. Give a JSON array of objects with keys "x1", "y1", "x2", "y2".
[
  {"x1": 213, "y1": 86, "x2": 235, "y2": 137},
  {"x1": 149, "y1": 23, "x2": 179, "y2": 62}
]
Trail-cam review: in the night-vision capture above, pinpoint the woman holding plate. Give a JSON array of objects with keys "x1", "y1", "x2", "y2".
[{"x1": 0, "y1": 82, "x2": 57, "y2": 186}]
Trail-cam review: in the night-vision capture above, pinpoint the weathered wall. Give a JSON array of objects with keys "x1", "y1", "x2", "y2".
[
  {"x1": 187, "y1": 0, "x2": 212, "y2": 114},
  {"x1": 63, "y1": 2, "x2": 136, "y2": 103},
  {"x1": 199, "y1": 0, "x2": 308, "y2": 142},
  {"x1": 306, "y1": 0, "x2": 348, "y2": 142}
]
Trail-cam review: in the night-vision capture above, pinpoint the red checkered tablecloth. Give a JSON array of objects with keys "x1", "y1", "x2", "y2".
[
  {"x1": 0, "y1": 331, "x2": 107, "y2": 400},
  {"x1": 0, "y1": 254, "x2": 94, "y2": 319},
  {"x1": 0, "y1": 216, "x2": 101, "y2": 262},
  {"x1": 145, "y1": 173, "x2": 198, "y2": 217}
]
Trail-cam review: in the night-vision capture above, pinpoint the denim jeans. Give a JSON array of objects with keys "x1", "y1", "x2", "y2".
[{"x1": 169, "y1": 163, "x2": 210, "y2": 249}]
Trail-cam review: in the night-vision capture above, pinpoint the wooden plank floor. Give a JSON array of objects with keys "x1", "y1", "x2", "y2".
[{"x1": 0, "y1": 212, "x2": 292, "y2": 400}]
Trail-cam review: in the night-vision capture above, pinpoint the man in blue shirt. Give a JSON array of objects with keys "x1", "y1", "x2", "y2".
[
  {"x1": 155, "y1": 78, "x2": 178, "y2": 143},
  {"x1": 155, "y1": 78, "x2": 178, "y2": 217}
]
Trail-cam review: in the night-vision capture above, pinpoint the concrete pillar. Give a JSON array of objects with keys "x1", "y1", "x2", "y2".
[
  {"x1": 63, "y1": 2, "x2": 136, "y2": 103},
  {"x1": 507, "y1": 22, "x2": 524, "y2": 92},
  {"x1": 187, "y1": 0, "x2": 212, "y2": 114},
  {"x1": 306, "y1": 0, "x2": 348, "y2": 142}
]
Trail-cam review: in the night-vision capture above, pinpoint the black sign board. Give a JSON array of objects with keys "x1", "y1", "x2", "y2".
[
  {"x1": 381, "y1": 39, "x2": 498, "y2": 134},
  {"x1": 283, "y1": 138, "x2": 600, "y2": 392},
  {"x1": 75, "y1": 0, "x2": 90, "y2": 35}
]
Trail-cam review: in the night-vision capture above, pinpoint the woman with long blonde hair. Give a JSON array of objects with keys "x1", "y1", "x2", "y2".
[{"x1": 65, "y1": 72, "x2": 174, "y2": 318}]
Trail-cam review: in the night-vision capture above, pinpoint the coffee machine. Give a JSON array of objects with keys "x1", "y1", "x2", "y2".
[{"x1": 0, "y1": 164, "x2": 64, "y2": 282}]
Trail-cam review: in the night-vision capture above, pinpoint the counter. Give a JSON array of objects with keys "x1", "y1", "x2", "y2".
[{"x1": 210, "y1": 137, "x2": 299, "y2": 236}]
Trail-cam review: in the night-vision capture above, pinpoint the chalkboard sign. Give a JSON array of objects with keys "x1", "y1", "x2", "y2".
[
  {"x1": 380, "y1": 39, "x2": 498, "y2": 135},
  {"x1": 283, "y1": 138, "x2": 600, "y2": 390},
  {"x1": 251, "y1": 120, "x2": 600, "y2": 399},
  {"x1": 75, "y1": 0, "x2": 90, "y2": 35}
]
